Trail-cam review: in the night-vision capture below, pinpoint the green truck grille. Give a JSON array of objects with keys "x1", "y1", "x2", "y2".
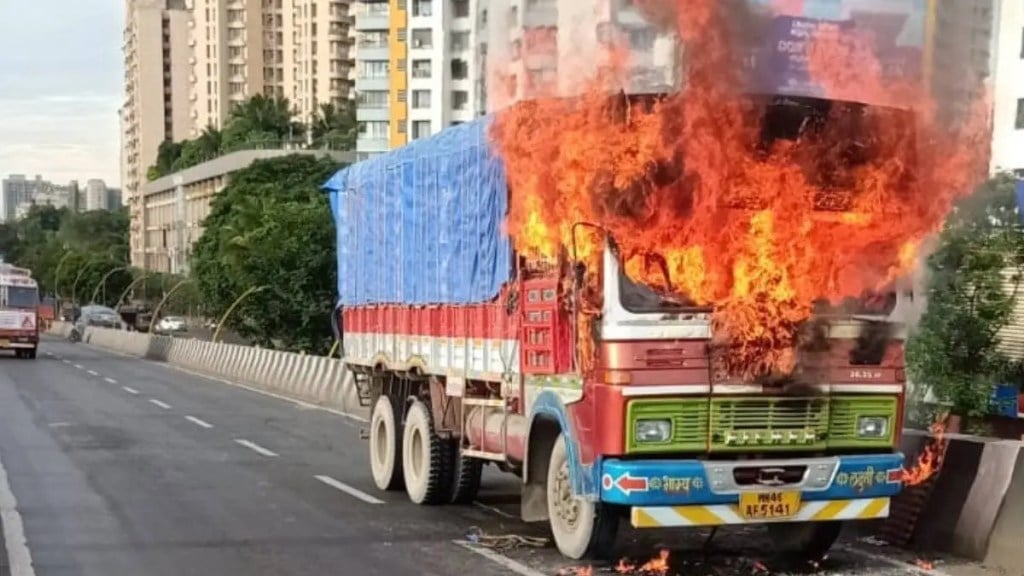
[{"x1": 625, "y1": 395, "x2": 898, "y2": 453}]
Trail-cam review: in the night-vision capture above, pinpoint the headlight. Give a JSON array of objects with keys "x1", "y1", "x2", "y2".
[
  {"x1": 856, "y1": 416, "x2": 889, "y2": 438},
  {"x1": 634, "y1": 419, "x2": 672, "y2": 443}
]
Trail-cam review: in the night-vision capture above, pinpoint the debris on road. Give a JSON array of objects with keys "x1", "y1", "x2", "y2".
[{"x1": 462, "y1": 526, "x2": 549, "y2": 551}]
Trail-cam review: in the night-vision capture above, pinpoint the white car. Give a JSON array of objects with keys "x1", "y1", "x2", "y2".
[{"x1": 156, "y1": 316, "x2": 187, "y2": 334}]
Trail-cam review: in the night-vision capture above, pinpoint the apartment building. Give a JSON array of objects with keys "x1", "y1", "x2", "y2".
[
  {"x1": 989, "y1": 0, "x2": 1024, "y2": 175},
  {"x1": 189, "y1": 0, "x2": 354, "y2": 134},
  {"x1": 123, "y1": 0, "x2": 193, "y2": 267},
  {"x1": 353, "y1": 0, "x2": 486, "y2": 159}
]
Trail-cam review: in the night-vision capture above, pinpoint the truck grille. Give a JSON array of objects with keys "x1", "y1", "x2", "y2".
[
  {"x1": 710, "y1": 397, "x2": 829, "y2": 451},
  {"x1": 624, "y1": 395, "x2": 899, "y2": 454}
]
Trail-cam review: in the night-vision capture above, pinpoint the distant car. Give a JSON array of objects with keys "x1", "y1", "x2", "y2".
[
  {"x1": 76, "y1": 305, "x2": 123, "y2": 331},
  {"x1": 156, "y1": 316, "x2": 187, "y2": 334}
]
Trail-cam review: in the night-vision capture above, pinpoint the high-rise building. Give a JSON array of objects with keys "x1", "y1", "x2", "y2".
[
  {"x1": 85, "y1": 180, "x2": 110, "y2": 211},
  {"x1": 123, "y1": 0, "x2": 193, "y2": 267},
  {"x1": 0, "y1": 175, "x2": 42, "y2": 223},
  {"x1": 353, "y1": 0, "x2": 487, "y2": 160},
  {"x1": 989, "y1": 0, "x2": 1024, "y2": 175},
  {"x1": 189, "y1": 0, "x2": 355, "y2": 134}
]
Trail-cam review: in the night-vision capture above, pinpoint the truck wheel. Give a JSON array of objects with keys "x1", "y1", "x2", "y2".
[
  {"x1": 402, "y1": 399, "x2": 453, "y2": 505},
  {"x1": 369, "y1": 394, "x2": 404, "y2": 491},
  {"x1": 546, "y1": 435, "x2": 618, "y2": 560},
  {"x1": 765, "y1": 521, "x2": 843, "y2": 561},
  {"x1": 448, "y1": 446, "x2": 483, "y2": 504},
  {"x1": 26, "y1": 349, "x2": 36, "y2": 360}
]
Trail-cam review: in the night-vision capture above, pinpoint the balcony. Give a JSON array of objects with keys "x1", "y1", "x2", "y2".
[
  {"x1": 356, "y1": 106, "x2": 390, "y2": 122},
  {"x1": 356, "y1": 136, "x2": 390, "y2": 153},
  {"x1": 357, "y1": 45, "x2": 389, "y2": 61},
  {"x1": 354, "y1": 4, "x2": 389, "y2": 31},
  {"x1": 228, "y1": 18, "x2": 246, "y2": 29},
  {"x1": 354, "y1": 76, "x2": 389, "y2": 91}
]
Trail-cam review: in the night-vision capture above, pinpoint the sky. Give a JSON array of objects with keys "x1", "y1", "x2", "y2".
[{"x1": 0, "y1": 0, "x2": 123, "y2": 187}]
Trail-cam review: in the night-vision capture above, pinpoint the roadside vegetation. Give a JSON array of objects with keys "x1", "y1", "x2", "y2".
[{"x1": 146, "y1": 95, "x2": 356, "y2": 181}]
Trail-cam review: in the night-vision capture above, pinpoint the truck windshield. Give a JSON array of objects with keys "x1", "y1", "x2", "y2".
[{"x1": 5, "y1": 286, "x2": 38, "y2": 310}]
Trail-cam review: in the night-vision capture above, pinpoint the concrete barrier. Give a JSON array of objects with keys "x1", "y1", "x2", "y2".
[
  {"x1": 45, "y1": 324, "x2": 367, "y2": 419},
  {"x1": 896, "y1": 430, "x2": 1024, "y2": 573}
]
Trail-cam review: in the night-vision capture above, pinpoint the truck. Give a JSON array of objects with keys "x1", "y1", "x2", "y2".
[
  {"x1": 0, "y1": 262, "x2": 40, "y2": 359},
  {"x1": 324, "y1": 4, "x2": 918, "y2": 562}
]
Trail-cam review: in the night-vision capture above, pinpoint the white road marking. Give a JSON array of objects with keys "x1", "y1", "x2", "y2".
[
  {"x1": 122, "y1": 386, "x2": 140, "y2": 395},
  {"x1": 87, "y1": 370, "x2": 98, "y2": 376},
  {"x1": 44, "y1": 351, "x2": 53, "y2": 357},
  {"x1": 71, "y1": 341, "x2": 368, "y2": 424},
  {"x1": 149, "y1": 399, "x2": 172, "y2": 410},
  {"x1": 104, "y1": 377, "x2": 117, "y2": 384},
  {"x1": 314, "y1": 475, "x2": 384, "y2": 505},
  {"x1": 234, "y1": 439, "x2": 278, "y2": 457},
  {"x1": 0, "y1": 452, "x2": 37, "y2": 576},
  {"x1": 838, "y1": 546, "x2": 954, "y2": 576},
  {"x1": 452, "y1": 540, "x2": 547, "y2": 576},
  {"x1": 62, "y1": 359, "x2": 70, "y2": 364},
  {"x1": 185, "y1": 416, "x2": 214, "y2": 429},
  {"x1": 73, "y1": 364, "x2": 83, "y2": 369},
  {"x1": 473, "y1": 500, "x2": 516, "y2": 519}
]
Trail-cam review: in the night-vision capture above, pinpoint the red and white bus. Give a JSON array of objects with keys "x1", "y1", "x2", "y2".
[{"x1": 0, "y1": 263, "x2": 39, "y2": 359}]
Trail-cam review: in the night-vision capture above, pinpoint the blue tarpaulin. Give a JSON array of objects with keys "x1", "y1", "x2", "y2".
[{"x1": 322, "y1": 117, "x2": 512, "y2": 306}]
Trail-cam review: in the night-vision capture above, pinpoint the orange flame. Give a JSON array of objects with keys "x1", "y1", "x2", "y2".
[
  {"x1": 490, "y1": 1, "x2": 990, "y2": 377},
  {"x1": 902, "y1": 419, "x2": 949, "y2": 487}
]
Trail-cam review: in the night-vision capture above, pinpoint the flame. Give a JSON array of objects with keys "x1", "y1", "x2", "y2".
[
  {"x1": 637, "y1": 549, "x2": 671, "y2": 574},
  {"x1": 902, "y1": 419, "x2": 948, "y2": 486},
  {"x1": 490, "y1": 1, "x2": 990, "y2": 377}
]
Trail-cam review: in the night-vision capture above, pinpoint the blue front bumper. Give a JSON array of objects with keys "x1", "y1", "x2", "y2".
[{"x1": 600, "y1": 453, "x2": 905, "y2": 507}]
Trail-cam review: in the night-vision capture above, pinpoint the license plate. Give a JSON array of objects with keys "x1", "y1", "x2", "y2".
[{"x1": 738, "y1": 491, "x2": 801, "y2": 520}]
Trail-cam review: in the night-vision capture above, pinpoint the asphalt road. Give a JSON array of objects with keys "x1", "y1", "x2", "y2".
[{"x1": 0, "y1": 337, "x2": 997, "y2": 576}]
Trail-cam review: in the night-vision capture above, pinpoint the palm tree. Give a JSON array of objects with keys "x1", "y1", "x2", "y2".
[
  {"x1": 222, "y1": 95, "x2": 305, "y2": 150},
  {"x1": 311, "y1": 101, "x2": 356, "y2": 150}
]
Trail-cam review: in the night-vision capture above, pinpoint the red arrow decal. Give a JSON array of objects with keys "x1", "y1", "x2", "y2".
[{"x1": 615, "y1": 473, "x2": 649, "y2": 494}]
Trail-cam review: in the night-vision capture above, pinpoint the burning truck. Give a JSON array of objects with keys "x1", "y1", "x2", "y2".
[{"x1": 324, "y1": 0, "x2": 984, "y2": 563}]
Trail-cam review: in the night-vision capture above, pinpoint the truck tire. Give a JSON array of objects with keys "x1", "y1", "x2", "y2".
[
  {"x1": 765, "y1": 521, "x2": 843, "y2": 561},
  {"x1": 447, "y1": 446, "x2": 484, "y2": 504},
  {"x1": 369, "y1": 394, "x2": 404, "y2": 491},
  {"x1": 26, "y1": 348, "x2": 37, "y2": 360},
  {"x1": 402, "y1": 399, "x2": 453, "y2": 505},
  {"x1": 546, "y1": 435, "x2": 618, "y2": 560}
]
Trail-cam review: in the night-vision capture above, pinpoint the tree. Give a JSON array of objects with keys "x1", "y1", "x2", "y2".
[
  {"x1": 311, "y1": 102, "x2": 357, "y2": 150},
  {"x1": 906, "y1": 174, "x2": 1024, "y2": 417},
  {"x1": 148, "y1": 140, "x2": 184, "y2": 181},
  {"x1": 191, "y1": 154, "x2": 344, "y2": 353},
  {"x1": 221, "y1": 95, "x2": 305, "y2": 150},
  {"x1": 173, "y1": 126, "x2": 222, "y2": 171}
]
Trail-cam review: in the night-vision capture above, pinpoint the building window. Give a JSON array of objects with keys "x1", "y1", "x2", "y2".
[
  {"x1": 359, "y1": 90, "x2": 389, "y2": 108},
  {"x1": 452, "y1": 0, "x2": 469, "y2": 18},
  {"x1": 1017, "y1": 98, "x2": 1024, "y2": 130},
  {"x1": 412, "y1": 90, "x2": 431, "y2": 108},
  {"x1": 629, "y1": 27, "x2": 655, "y2": 51},
  {"x1": 412, "y1": 120, "x2": 431, "y2": 139},
  {"x1": 412, "y1": 59, "x2": 432, "y2": 78},
  {"x1": 452, "y1": 90, "x2": 468, "y2": 110},
  {"x1": 359, "y1": 60, "x2": 390, "y2": 78},
  {"x1": 450, "y1": 31, "x2": 470, "y2": 52},
  {"x1": 357, "y1": 31, "x2": 389, "y2": 48},
  {"x1": 359, "y1": 120, "x2": 389, "y2": 139},
  {"x1": 413, "y1": 0, "x2": 432, "y2": 17},
  {"x1": 411, "y1": 28, "x2": 433, "y2": 49},
  {"x1": 451, "y1": 59, "x2": 468, "y2": 80}
]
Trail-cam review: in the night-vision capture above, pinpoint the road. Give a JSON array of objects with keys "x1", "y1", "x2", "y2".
[{"x1": 0, "y1": 337, "x2": 995, "y2": 576}]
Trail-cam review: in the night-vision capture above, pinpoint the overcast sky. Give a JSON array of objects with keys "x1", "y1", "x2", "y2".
[{"x1": 0, "y1": 0, "x2": 123, "y2": 187}]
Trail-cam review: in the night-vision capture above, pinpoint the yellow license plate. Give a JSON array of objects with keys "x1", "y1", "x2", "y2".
[
  {"x1": 0, "y1": 339, "x2": 9, "y2": 347},
  {"x1": 738, "y1": 491, "x2": 802, "y2": 520}
]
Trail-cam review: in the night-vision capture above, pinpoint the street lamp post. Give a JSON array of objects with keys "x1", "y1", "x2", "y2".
[
  {"x1": 213, "y1": 285, "x2": 268, "y2": 343},
  {"x1": 148, "y1": 279, "x2": 194, "y2": 334},
  {"x1": 90, "y1": 266, "x2": 129, "y2": 307}
]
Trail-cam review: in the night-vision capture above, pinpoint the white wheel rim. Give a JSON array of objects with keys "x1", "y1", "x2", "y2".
[
  {"x1": 371, "y1": 413, "x2": 389, "y2": 473},
  {"x1": 551, "y1": 460, "x2": 580, "y2": 532},
  {"x1": 409, "y1": 426, "x2": 425, "y2": 484}
]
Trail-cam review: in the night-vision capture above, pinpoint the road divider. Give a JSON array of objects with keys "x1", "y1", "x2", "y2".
[
  {"x1": 885, "y1": 429, "x2": 1024, "y2": 574},
  {"x1": 48, "y1": 322, "x2": 366, "y2": 419}
]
